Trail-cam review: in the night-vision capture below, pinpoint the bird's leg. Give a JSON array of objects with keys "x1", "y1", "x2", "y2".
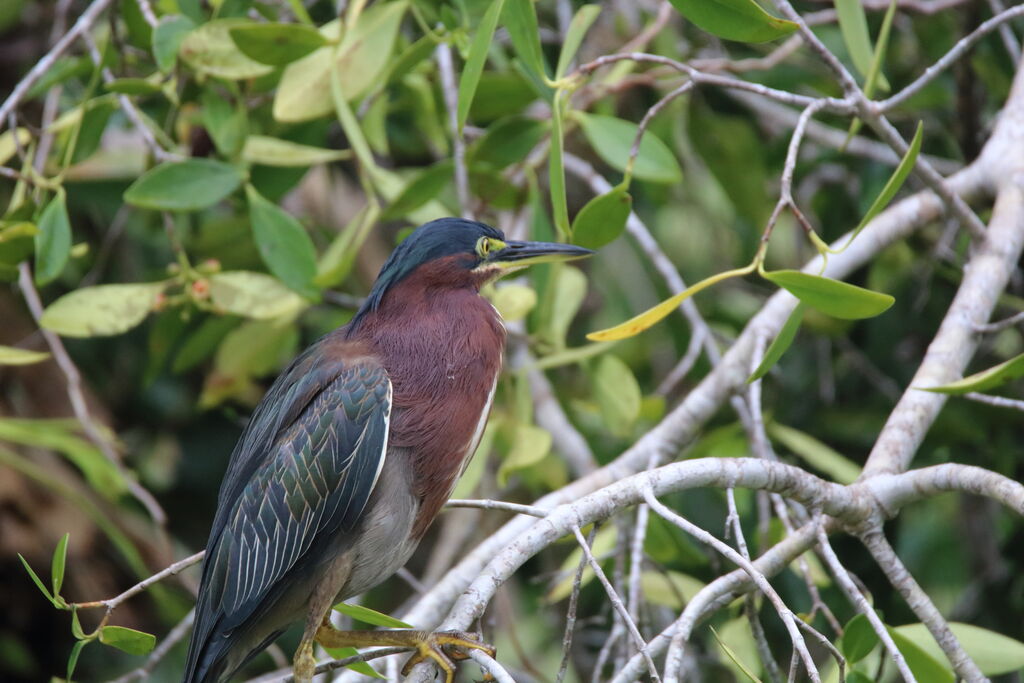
[
  {"x1": 292, "y1": 638, "x2": 317, "y2": 683},
  {"x1": 315, "y1": 619, "x2": 495, "y2": 683}
]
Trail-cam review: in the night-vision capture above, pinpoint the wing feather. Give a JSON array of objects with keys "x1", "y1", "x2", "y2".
[{"x1": 184, "y1": 347, "x2": 392, "y2": 683}]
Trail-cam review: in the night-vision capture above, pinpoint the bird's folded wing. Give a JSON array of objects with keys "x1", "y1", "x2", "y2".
[{"x1": 192, "y1": 353, "x2": 392, "y2": 647}]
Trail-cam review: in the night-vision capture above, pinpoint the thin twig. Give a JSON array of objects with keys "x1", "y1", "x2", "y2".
[
  {"x1": 435, "y1": 41, "x2": 471, "y2": 219},
  {"x1": 963, "y1": 392, "x2": 1024, "y2": 411},
  {"x1": 75, "y1": 551, "x2": 203, "y2": 611},
  {"x1": 556, "y1": 525, "x2": 597, "y2": 683}
]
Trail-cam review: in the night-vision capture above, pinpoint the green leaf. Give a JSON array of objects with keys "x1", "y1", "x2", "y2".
[
  {"x1": 835, "y1": 0, "x2": 889, "y2": 90},
  {"x1": 862, "y1": 0, "x2": 898, "y2": 100},
  {"x1": 67, "y1": 639, "x2": 89, "y2": 681},
  {"x1": 124, "y1": 159, "x2": 243, "y2": 211},
  {"x1": 894, "y1": 622, "x2": 1024, "y2": 676},
  {"x1": 549, "y1": 95, "x2": 569, "y2": 236},
  {"x1": 497, "y1": 422, "x2": 552, "y2": 485},
  {"x1": 152, "y1": 15, "x2": 195, "y2": 73},
  {"x1": 502, "y1": 0, "x2": 547, "y2": 81},
  {"x1": 274, "y1": 3, "x2": 408, "y2": 123},
  {"x1": 747, "y1": 303, "x2": 804, "y2": 382},
  {"x1": 572, "y1": 184, "x2": 632, "y2": 249},
  {"x1": 103, "y1": 78, "x2": 163, "y2": 96},
  {"x1": 845, "y1": 671, "x2": 874, "y2": 683},
  {"x1": 710, "y1": 623, "x2": 762, "y2": 683},
  {"x1": 315, "y1": 201, "x2": 379, "y2": 289},
  {"x1": 51, "y1": 533, "x2": 69, "y2": 597},
  {"x1": 767, "y1": 422, "x2": 861, "y2": 484},
  {"x1": 381, "y1": 161, "x2": 454, "y2": 220},
  {"x1": 667, "y1": 0, "x2": 797, "y2": 43},
  {"x1": 209, "y1": 271, "x2": 307, "y2": 319},
  {"x1": 839, "y1": 613, "x2": 880, "y2": 663},
  {"x1": 846, "y1": 122, "x2": 923, "y2": 246},
  {"x1": 457, "y1": 0, "x2": 506, "y2": 130},
  {"x1": 40, "y1": 283, "x2": 165, "y2": 337},
  {"x1": 762, "y1": 270, "x2": 894, "y2": 320},
  {"x1": 0, "y1": 127, "x2": 30, "y2": 166},
  {"x1": 241, "y1": 135, "x2": 350, "y2": 167},
  {"x1": 0, "y1": 345, "x2": 50, "y2": 366},
  {"x1": 99, "y1": 625, "x2": 156, "y2": 655},
  {"x1": 555, "y1": 4, "x2": 601, "y2": 79},
  {"x1": 888, "y1": 627, "x2": 955, "y2": 683},
  {"x1": 640, "y1": 571, "x2": 707, "y2": 608},
  {"x1": 201, "y1": 88, "x2": 248, "y2": 157},
  {"x1": 471, "y1": 116, "x2": 547, "y2": 169},
  {"x1": 545, "y1": 265, "x2": 588, "y2": 347},
  {"x1": 593, "y1": 354, "x2": 642, "y2": 436},
  {"x1": 179, "y1": 19, "x2": 274, "y2": 80},
  {"x1": 322, "y1": 646, "x2": 387, "y2": 679},
  {"x1": 921, "y1": 351, "x2": 1024, "y2": 395},
  {"x1": 18, "y1": 553, "x2": 58, "y2": 607},
  {"x1": 34, "y1": 192, "x2": 72, "y2": 285},
  {"x1": 546, "y1": 525, "x2": 617, "y2": 602},
  {"x1": 228, "y1": 22, "x2": 328, "y2": 66},
  {"x1": 577, "y1": 113, "x2": 683, "y2": 184},
  {"x1": 200, "y1": 319, "x2": 299, "y2": 407},
  {"x1": 246, "y1": 185, "x2": 318, "y2": 298},
  {"x1": 332, "y1": 602, "x2": 413, "y2": 628},
  {"x1": 487, "y1": 283, "x2": 537, "y2": 322}
]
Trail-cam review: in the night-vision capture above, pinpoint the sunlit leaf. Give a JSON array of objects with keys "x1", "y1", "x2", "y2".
[
  {"x1": 209, "y1": 271, "x2": 307, "y2": 319},
  {"x1": 498, "y1": 422, "x2": 552, "y2": 485},
  {"x1": 710, "y1": 623, "x2": 762, "y2": 683},
  {"x1": 767, "y1": 422, "x2": 861, "y2": 484},
  {"x1": 640, "y1": 571, "x2": 706, "y2": 608},
  {"x1": 201, "y1": 88, "x2": 247, "y2": 157},
  {"x1": 99, "y1": 625, "x2": 156, "y2": 655},
  {"x1": 593, "y1": 354, "x2": 641, "y2": 436},
  {"x1": 762, "y1": 270, "x2": 894, "y2": 320},
  {"x1": 458, "y1": 0, "x2": 506, "y2": 130},
  {"x1": 246, "y1": 185, "x2": 318, "y2": 298},
  {"x1": 572, "y1": 184, "x2": 632, "y2": 249},
  {"x1": 179, "y1": 19, "x2": 274, "y2": 80},
  {"x1": 0, "y1": 127, "x2": 31, "y2": 166},
  {"x1": 555, "y1": 4, "x2": 601, "y2": 79},
  {"x1": 103, "y1": 78, "x2": 163, "y2": 96},
  {"x1": 920, "y1": 351, "x2": 1024, "y2": 395},
  {"x1": 241, "y1": 136, "x2": 350, "y2": 167},
  {"x1": 667, "y1": 0, "x2": 797, "y2": 43},
  {"x1": 888, "y1": 627, "x2": 954, "y2": 683},
  {"x1": 229, "y1": 22, "x2": 328, "y2": 66},
  {"x1": 0, "y1": 345, "x2": 50, "y2": 366},
  {"x1": 332, "y1": 602, "x2": 414, "y2": 628},
  {"x1": 545, "y1": 525, "x2": 617, "y2": 602},
  {"x1": 577, "y1": 113, "x2": 682, "y2": 184},
  {"x1": 748, "y1": 303, "x2": 804, "y2": 382},
  {"x1": 546, "y1": 265, "x2": 588, "y2": 347},
  {"x1": 315, "y1": 202, "x2": 380, "y2": 289},
  {"x1": 124, "y1": 159, "x2": 243, "y2": 211},
  {"x1": 40, "y1": 283, "x2": 166, "y2": 337},
  {"x1": 34, "y1": 192, "x2": 72, "y2": 285},
  {"x1": 502, "y1": 0, "x2": 547, "y2": 80},
  {"x1": 895, "y1": 623, "x2": 1024, "y2": 676},
  {"x1": 487, "y1": 283, "x2": 537, "y2": 322},
  {"x1": 835, "y1": 0, "x2": 889, "y2": 89}
]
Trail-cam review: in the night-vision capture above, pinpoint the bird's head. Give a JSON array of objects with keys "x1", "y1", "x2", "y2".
[{"x1": 354, "y1": 218, "x2": 593, "y2": 321}]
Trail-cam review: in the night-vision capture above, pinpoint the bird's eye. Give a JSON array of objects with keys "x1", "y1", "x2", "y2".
[{"x1": 476, "y1": 237, "x2": 491, "y2": 257}]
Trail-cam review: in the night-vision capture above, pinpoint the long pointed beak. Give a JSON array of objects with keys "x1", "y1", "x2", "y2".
[{"x1": 488, "y1": 240, "x2": 594, "y2": 268}]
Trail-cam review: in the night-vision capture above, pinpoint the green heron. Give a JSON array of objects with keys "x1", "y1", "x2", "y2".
[{"x1": 183, "y1": 218, "x2": 593, "y2": 683}]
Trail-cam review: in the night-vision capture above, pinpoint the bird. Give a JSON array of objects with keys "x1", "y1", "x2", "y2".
[{"x1": 182, "y1": 217, "x2": 593, "y2": 683}]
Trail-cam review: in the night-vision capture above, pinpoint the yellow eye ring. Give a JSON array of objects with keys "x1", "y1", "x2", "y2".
[{"x1": 477, "y1": 237, "x2": 491, "y2": 257}]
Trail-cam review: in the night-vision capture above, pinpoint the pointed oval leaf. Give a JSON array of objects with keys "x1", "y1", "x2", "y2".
[
  {"x1": 895, "y1": 623, "x2": 1024, "y2": 676},
  {"x1": 124, "y1": 159, "x2": 243, "y2": 211},
  {"x1": 767, "y1": 423, "x2": 861, "y2": 485},
  {"x1": 228, "y1": 22, "x2": 328, "y2": 66},
  {"x1": 51, "y1": 532, "x2": 70, "y2": 597},
  {"x1": 332, "y1": 602, "x2": 414, "y2": 629},
  {"x1": 179, "y1": 19, "x2": 274, "y2": 80},
  {"x1": 577, "y1": 113, "x2": 682, "y2": 184},
  {"x1": 0, "y1": 127, "x2": 31, "y2": 166},
  {"x1": 241, "y1": 136, "x2": 350, "y2": 167},
  {"x1": 381, "y1": 161, "x2": 454, "y2": 220},
  {"x1": 593, "y1": 354, "x2": 642, "y2": 436},
  {"x1": 471, "y1": 116, "x2": 547, "y2": 169},
  {"x1": 209, "y1": 271, "x2": 307, "y2": 319},
  {"x1": 0, "y1": 345, "x2": 50, "y2": 366},
  {"x1": 457, "y1": 0, "x2": 506, "y2": 130},
  {"x1": 835, "y1": 0, "x2": 888, "y2": 90},
  {"x1": 921, "y1": 351, "x2": 1024, "y2": 395},
  {"x1": 572, "y1": 185, "x2": 632, "y2": 249},
  {"x1": 748, "y1": 303, "x2": 804, "y2": 382},
  {"x1": 274, "y1": 3, "x2": 407, "y2": 123},
  {"x1": 488, "y1": 284, "x2": 537, "y2": 322},
  {"x1": 246, "y1": 185, "x2": 318, "y2": 298},
  {"x1": 99, "y1": 625, "x2": 156, "y2": 655},
  {"x1": 888, "y1": 627, "x2": 955, "y2": 683},
  {"x1": 502, "y1": 0, "x2": 547, "y2": 80},
  {"x1": 153, "y1": 14, "x2": 196, "y2": 73},
  {"x1": 847, "y1": 122, "x2": 923, "y2": 245},
  {"x1": 103, "y1": 78, "x2": 164, "y2": 96},
  {"x1": 497, "y1": 422, "x2": 552, "y2": 485},
  {"x1": 839, "y1": 614, "x2": 880, "y2": 663},
  {"x1": 35, "y1": 192, "x2": 72, "y2": 285},
  {"x1": 763, "y1": 270, "x2": 894, "y2": 319},
  {"x1": 18, "y1": 554, "x2": 57, "y2": 606},
  {"x1": 667, "y1": 0, "x2": 797, "y2": 43},
  {"x1": 556, "y1": 5, "x2": 601, "y2": 79},
  {"x1": 67, "y1": 639, "x2": 89, "y2": 681},
  {"x1": 547, "y1": 265, "x2": 588, "y2": 346},
  {"x1": 41, "y1": 283, "x2": 165, "y2": 337}
]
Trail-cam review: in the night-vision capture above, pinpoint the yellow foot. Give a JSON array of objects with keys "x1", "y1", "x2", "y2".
[
  {"x1": 293, "y1": 639, "x2": 316, "y2": 683},
  {"x1": 399, "y1": 631, "x2": 496, "y2": 683}
]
